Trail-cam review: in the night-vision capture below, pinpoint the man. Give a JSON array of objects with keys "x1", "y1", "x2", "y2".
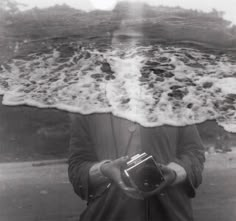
[{"x1": 68, "y1": 113, "x2": 205, "y2": 221}]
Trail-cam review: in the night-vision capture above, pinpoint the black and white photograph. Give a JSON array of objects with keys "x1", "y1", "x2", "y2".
[{"x1": 0, "y1": 0, "x2": 236, "y2": 220}]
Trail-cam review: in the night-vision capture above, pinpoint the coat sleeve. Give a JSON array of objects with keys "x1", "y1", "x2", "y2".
[
  {"x1": 175, "y1": 125, "x2": 205, "y2": 198},
  {"x1": 68, "y1": 113, "x2": 97, "y2": 201}
]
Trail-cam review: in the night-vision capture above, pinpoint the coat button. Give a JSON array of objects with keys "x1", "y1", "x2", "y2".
[
  {"x1": 160, "y1": 192, "x2": 165, "y2": 197},
  {"x1": 128, "y1": 124, "x2": 137, "y2": 132}
]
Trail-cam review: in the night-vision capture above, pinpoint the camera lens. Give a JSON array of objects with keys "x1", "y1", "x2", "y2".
[{"x1": 135, "y1": 165, "x2": 163, "y2": 192}]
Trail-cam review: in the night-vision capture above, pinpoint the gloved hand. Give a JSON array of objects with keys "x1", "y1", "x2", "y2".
[
  {"x1": 101, "y1": 156, "x2": 144, "y2": 200},
  {"x1": 160, "y1": 164, "x2": 177, "y2": 185}
]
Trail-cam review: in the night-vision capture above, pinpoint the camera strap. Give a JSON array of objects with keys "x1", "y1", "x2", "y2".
[
  {"x1": 145, "y1": 199, "x2": 151, "y2": 221},
  {"x1": 110, "y1": 114, "x2": 138, "y2": 157}
]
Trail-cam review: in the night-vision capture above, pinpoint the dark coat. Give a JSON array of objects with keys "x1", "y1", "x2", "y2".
[{"x1": 68, "y1": 113, "x2": 205, "y2": 221}]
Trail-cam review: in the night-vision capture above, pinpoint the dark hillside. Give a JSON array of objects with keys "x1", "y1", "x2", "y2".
[{"x1": 1, "y1": 2, "x2": 236, "y2": 48}]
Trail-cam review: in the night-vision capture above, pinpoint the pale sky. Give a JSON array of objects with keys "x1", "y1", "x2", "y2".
[{"x1": 17, "y1": 0, "x2": 236, "y2": 25}]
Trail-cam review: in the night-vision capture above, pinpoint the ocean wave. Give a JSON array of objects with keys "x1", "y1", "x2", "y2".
[{"x1": 1, "y1": 42, "x2": 236, "y2": 132}]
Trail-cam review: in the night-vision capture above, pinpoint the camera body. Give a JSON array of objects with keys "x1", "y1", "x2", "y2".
[{"x1": 122, "y1": 152, "x2": 165, "y2": 192}]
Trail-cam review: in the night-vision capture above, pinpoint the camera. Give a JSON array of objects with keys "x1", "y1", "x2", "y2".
[{"x1": 121, "y1": 152, "x2": 165, "y2": 192}]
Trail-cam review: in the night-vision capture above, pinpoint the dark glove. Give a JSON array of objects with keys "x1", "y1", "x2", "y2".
[{"x1": 101, "y1": 156, "x2": 144, "y2": 200}]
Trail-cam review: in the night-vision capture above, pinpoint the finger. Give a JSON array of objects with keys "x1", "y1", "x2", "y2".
[
  {"x1": 117, "y1": 180, "x2": 139, "y2": 193},
  {"x1": 160, "y1": 165, "x2": 176, "y2": 184},
  {"x1": 159, "y1": 164, "x2": 170, "y2": 173},
  {"x1": 124, "y1": 190, "x2": 144, "y2": 200},
  {"x1": 141, "y1": 180, "x2": 168, "y2": 198},
  {"x1": 113, "y1": 156, "x2": 129, "y2": 166},
  {"x1": 118, "y1": 183, "x2": 144, "y2": 200},
  {"x1": 117, "y1": 180, "x2": 130, "y2": 190},
  {"x1": 164, "y1": 173, "x2": 176, "y2": 184}
]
